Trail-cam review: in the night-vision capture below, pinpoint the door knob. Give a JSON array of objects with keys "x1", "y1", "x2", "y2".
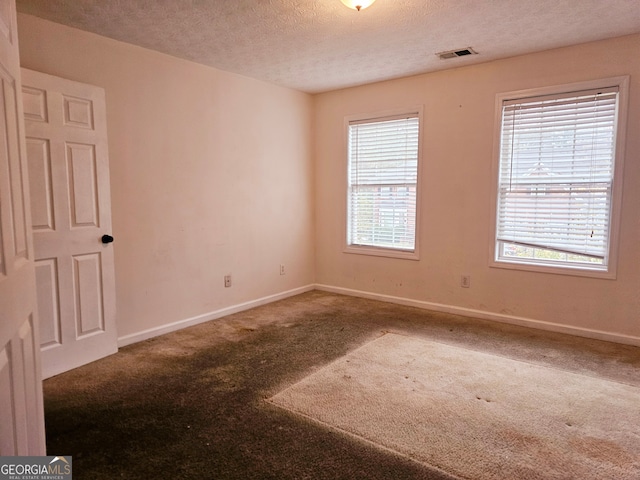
[{"x1": 101, "y1": 234, "x2": 114, "y2": 244}]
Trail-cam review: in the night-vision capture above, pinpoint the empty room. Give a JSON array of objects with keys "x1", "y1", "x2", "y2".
[{"x1": 2, "y1": 0, "x2": 640, "y2": 478}]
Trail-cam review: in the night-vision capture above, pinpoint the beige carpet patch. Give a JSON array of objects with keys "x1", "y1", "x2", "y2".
[{"x1": 269, "y1": 333, "x2": 640, "y2": 480}]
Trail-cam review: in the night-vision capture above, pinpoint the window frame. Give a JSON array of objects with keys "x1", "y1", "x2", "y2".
[
  {"x1": 344, "y1": 106, "x2": 424, "y2": 260},
  {"x1": 489, "y1": 76, "x2": 629, "y2": 278}
]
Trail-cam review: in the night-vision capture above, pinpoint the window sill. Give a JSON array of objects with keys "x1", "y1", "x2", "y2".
[{"x1": 344, "y1": 245, "x2": 419, "y2": 261}]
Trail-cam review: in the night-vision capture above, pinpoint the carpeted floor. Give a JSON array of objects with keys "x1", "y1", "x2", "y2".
[
  {"x1": 270, "y1": 333, "x2": 640, "y2": 479},
  {"x1": 43, "y1": 291, "x2": 640, "y2": 479}
]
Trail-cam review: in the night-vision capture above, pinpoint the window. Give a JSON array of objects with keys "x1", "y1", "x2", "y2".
[
  {"x1": 346, "y1": 109, "x2": 421, "y2": 259},
  {"x1": 492, "y1": 77, "x2": 628, "y2": 276}
]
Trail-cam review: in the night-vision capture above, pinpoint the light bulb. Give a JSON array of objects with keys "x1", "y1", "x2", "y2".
[{"x1": 340, "y1": 0, "x2": 376, "y2": 11}]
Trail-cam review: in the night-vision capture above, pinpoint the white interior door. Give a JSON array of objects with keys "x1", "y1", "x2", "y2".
[
  {"x1": 22, "y1": 68, "x2": 117, "y2": 379},
  {"x1": 0, "y1": 0, "x2": 46, "y2": 455}
]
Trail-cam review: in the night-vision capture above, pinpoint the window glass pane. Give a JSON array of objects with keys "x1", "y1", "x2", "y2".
[
  {"x1": 495, "y1": 85, "x2": 620, "y2": 270},
  {"x1": 500, "y1": 241, "x2": 604, "y2": 266},
  {"x1": 347, "y1": 114, "x2": 419, "y2": 252}
]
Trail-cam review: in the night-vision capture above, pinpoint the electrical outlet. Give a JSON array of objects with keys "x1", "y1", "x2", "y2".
[
  {"x1": 224, "y1": 275, "x2": 232, "y2": 288},
  {"x1": 280, "y1": 264, "x2": 285, "y2": 275},
  {"x1": 461, "y1": 275, "x2": 471, "y2": 288}
]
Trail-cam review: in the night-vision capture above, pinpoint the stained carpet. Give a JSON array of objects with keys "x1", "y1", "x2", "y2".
[
  {"x1": 270, "y1": 333, "x2": 640, "y2": 480},
  {"x1": 43, "y1": 291, "x2": 640, "y2": 479}
]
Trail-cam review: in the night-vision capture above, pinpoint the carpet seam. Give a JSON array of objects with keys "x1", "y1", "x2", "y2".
[
  {"x1": 266, "y1": 331, "x2": 390, "y2": 397},
  {"x1": 265, "y1": 398, "x2": 467, "y2": 480}
]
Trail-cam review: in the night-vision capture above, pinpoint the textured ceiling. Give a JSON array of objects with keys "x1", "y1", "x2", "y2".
[{"x1": 16, "y1": 0, "x2": 640, "y2": 93}]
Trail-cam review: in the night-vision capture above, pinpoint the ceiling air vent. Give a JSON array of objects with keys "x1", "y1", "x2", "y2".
[{"x1": 437, "y1": 47, "x2": 478, "y2": 60}]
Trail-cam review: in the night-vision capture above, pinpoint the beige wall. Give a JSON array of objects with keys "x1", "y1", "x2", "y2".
[
  {"x1": 314, "y1": 34, "x2": 640, "y2": 342},
  {"x1": 17, "y1": 14, "x2": 315, "y2": 341}
]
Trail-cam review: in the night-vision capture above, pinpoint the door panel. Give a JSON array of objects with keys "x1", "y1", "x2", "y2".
[
  {"x1": 20, "y1": 85, "x2": 46, "y2": 122},
  {"x1": 0, "y1": 0, "x2": 46, "y2": 455},
  {"x1": 67, "y1": 142, "x2": 99, "y2": 227},
  {"x1": 35, "y1": 258, "x2": 61, "y2": 347},
  {"x1": 1, "y1": 316, "x2": 43, "y2": 454},
  {"x1": 0, "y1": 347, "x2": 17, "y2": 454},
  {"x1": 26, "y1": 137, "x2": 54, "y2": 230},
  {"x1": 73, "y1": 253, "x2": 105, "y2": 337},
  {"x1": 63, "y1": 95, "x2": 94, "y2": 129},
  {"x1": 22, "y1": 68, "x2": 117, "y2": 379},
  {"x1": 0, "y1": 67, "x2": 28, "y2": 262}
]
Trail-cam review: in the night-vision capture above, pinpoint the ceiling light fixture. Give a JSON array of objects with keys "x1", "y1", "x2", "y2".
[{"x1": 340, "y1": 0, "x2": 376, "y2": 11}]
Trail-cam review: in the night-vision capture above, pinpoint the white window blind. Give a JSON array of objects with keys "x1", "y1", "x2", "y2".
[
  {"x1": 496, "y1": 86, "x2": 619, "y2": 264},
  {"x1": 347, "y1": 114, "x2": 419, "y2": 251}
]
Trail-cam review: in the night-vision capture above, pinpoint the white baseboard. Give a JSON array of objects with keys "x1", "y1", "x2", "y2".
[
  {"x1": 117, "y1": 284, "x2": 315, "y2": 348},
  {"x1": 118, "y1": 283, "x2": 640, "y2": 349},
  {"x1": 315, "y1": 284, "x2": 640, "y2": 347}
]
